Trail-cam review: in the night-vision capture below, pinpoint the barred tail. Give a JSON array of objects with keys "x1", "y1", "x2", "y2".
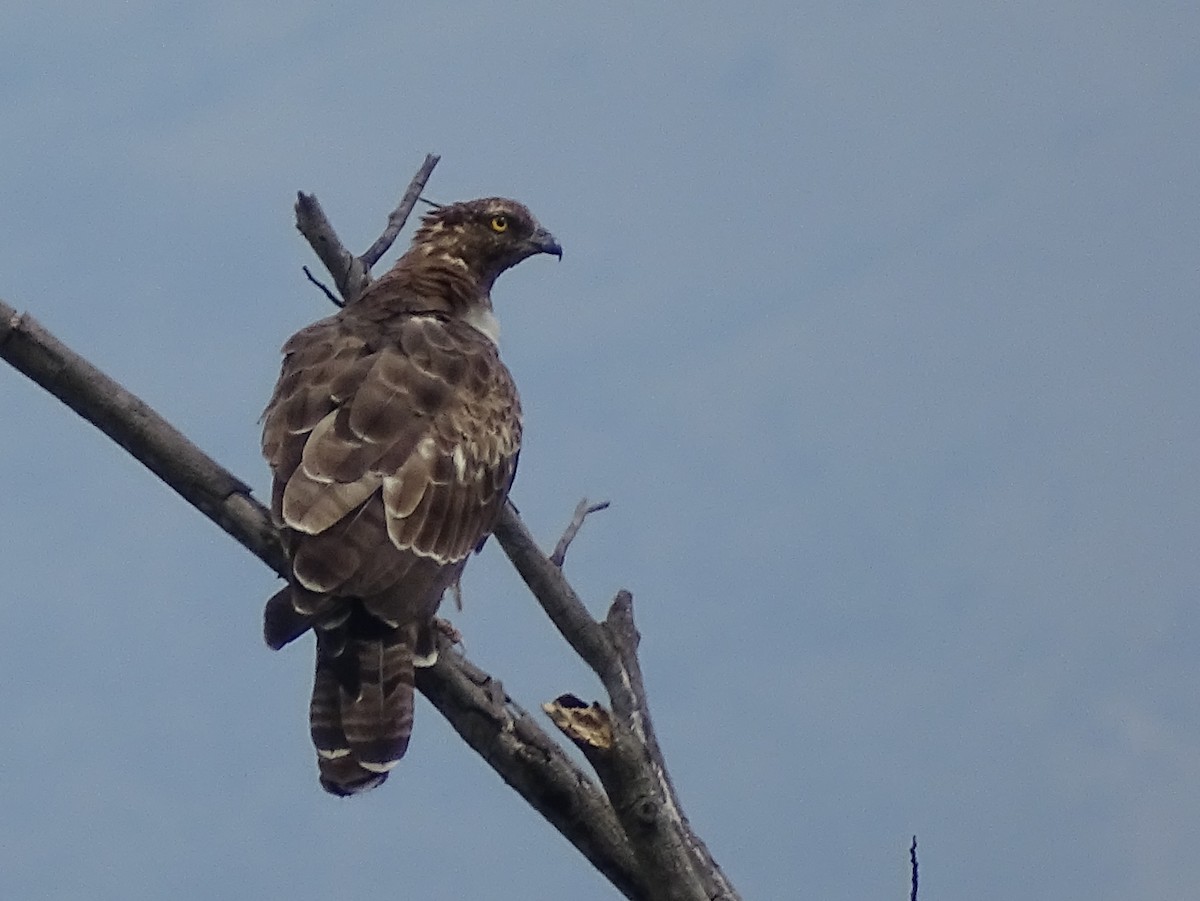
[{"x1": 308, "y1": 626, "x2": 417, "y2": 797}]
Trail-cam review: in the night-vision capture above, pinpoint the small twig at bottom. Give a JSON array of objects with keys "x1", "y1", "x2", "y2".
[
  {"x1": 551, "y1": 498, "x2": 610, "y2": 567},
  {"x1": 910, "y1": 835, "x2": 919, "y2": 901}
]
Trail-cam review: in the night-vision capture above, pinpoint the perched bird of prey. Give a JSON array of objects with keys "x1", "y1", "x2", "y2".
[{"x1": 261, "y1": 197, "x2": 561, "y2": 795}]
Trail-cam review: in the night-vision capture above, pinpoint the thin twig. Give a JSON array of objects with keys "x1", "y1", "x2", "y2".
[
  {"x1": 302, "y1": 265, "x2": 343, "y2": 308},
  {"x1": 550, "y1": 498, "x2": 611, "y2": 567},
  {"x1": 360, "y1": 153, "x2": 440, "y2": 269}
]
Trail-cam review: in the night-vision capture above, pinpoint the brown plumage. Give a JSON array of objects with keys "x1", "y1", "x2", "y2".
[{"x1": 261, "y1": 197, "x2": 561, "y2": 795}]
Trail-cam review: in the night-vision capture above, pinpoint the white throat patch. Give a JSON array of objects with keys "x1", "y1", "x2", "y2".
[{"x1": 463, "y1": 306, "x2": 501, "y2": 344}]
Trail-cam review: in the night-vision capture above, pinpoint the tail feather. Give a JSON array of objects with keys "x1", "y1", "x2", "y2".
[
  {"x1": 303, "y1": 620, "x2": 417, "y2": 796},
  {"x1": 309, "y1": 655, "x2": 388, "y2": 796},
  {"x1": 267, "y1": 586, "x2": 422, "y2": 797},
  {"x1": 263, "y1": 586, "x2": 312, "y2": 650},
  {"x1": 264, "y1": 583, "x2": 346, "y2": 650},
  {"x1": 340, "y1": 631, "x2": 416, "y2": 772},
  {"x1": 413, "y1": 620, "x2": 439, "y2": 667},
  {"x1": 308, "y1": 654, "x2": 348, "y2": 759},
  {"x1": 317, "y1": 754, "x2": 389, "y2": 797}
]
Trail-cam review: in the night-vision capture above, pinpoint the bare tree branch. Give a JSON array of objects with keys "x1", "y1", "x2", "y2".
[
  {"x1": 544, "y1": 694, "x2": 709, "y2": 901},
  {"x1": 417, "y1": 640, "x2": 643, "y2": 899},
  {"x1": 294, "y1": 153, "x2": 439, "y2": 306},
  {"x1": 493, "y1": 506, "x2": 617, "y2": 672},
  {"x1": 604, "y1": 594, "x2": 740, "y2": 901},
  {"x1": 491, "y1": 514, "x2": 646, "y2": 747},
  {"x1": 551, "y1": 498, "x2": 611, "y2": 567}
]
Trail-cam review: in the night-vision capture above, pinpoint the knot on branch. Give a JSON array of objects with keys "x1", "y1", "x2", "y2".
[{"x1": 632, "y1": 796, "x2": 660, "y2": 826}]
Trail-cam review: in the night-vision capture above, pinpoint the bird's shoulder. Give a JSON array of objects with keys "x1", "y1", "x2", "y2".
[
  {"x1": 273, "y1": 308, "x2": 515, "y2": 405},
  {"x1": 263, "y1": 309, "x2": 520, "y2": 485}
]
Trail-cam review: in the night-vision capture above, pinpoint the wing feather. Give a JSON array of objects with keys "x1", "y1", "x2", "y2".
[
  {"x1": 262, "y1": 312, "x2": 520, "y2": 627},
  {"x1": 300, "y1": 409, "x2": 376, "y2": 484},
  {"x1": 382, "y1": 450, "x2": 433, "y2": 521},
  {"x1": 281, "y1": 464, "x2": 380, "y2": 535}
]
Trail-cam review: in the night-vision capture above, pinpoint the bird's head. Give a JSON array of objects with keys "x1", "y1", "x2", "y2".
[{"x1": 412, "y1": 197, "x2": 562, "y2": 287}]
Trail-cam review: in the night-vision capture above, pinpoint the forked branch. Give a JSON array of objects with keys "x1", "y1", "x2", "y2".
[{"x1": 293, "y1": 152, "x2": 439, "y2": 304}]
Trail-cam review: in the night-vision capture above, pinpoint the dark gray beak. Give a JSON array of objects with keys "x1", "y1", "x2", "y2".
[{"x1": 531, "y1": 227, "x2": 563, "y2": 259}]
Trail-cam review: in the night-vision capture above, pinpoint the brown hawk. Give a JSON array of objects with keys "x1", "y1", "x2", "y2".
[{"x1": 261, "y1": 197, "x2": 561, "y2": 795}]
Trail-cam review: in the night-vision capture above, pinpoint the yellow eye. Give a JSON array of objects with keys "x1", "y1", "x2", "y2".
[{"x1": 490, "y1": 215, "x2": 509, "y2": 233}]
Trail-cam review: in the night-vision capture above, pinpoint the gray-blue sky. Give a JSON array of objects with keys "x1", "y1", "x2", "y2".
[{"x1": 2, "y1": 2, "x2": 1197, "y2": 898}]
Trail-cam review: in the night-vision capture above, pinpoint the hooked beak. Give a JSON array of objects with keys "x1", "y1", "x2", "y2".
[{"x1": 530, "y1": 226, "x2": 563, "y2": 260}]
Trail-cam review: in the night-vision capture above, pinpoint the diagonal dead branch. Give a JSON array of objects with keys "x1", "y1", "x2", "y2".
[
  {"x1": 0, "y1": 300, "x2": 287, "y2": 575},
  {"x1": 551, "y1": 498, "x2": 611, "y2": 567},
  {"x1": 417, "y1": 639, "x2": 643, "y2": 899}
]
